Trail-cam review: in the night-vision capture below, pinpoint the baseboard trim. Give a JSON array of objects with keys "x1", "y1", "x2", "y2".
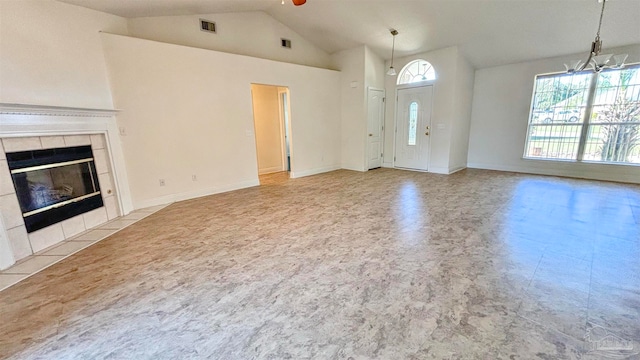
[
  {"x1": 467, "y1": 162, "x2": 640, "y2": 184},
  {"x1": 134, "y1": 178, "x2": 260, "y2": 209},
  {"x1": 448, "y1": 166, "x2": 467, "y2": 174},
  {"x1": 341, "y1": 164, "x2": 366, "y2": 172},
  {"x1": 290, "y1": 165, "x2": 340, "y2": 179},
  {"x1": 428, "y1": 166, "x2": 450, "y2": 174}
]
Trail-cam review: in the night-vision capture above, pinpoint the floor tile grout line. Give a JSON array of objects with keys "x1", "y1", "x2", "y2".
[
  {"x1": 525, "y1": 249, "x2": 546, "y2": 290},
  {"x1": 585, "y1": 250, "x2": 595, "y2": 328}
]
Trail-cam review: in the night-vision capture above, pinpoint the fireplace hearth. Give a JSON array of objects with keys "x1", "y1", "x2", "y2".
[{"x1": 7, "y1": 145, "x2": 104, "y2": 233}]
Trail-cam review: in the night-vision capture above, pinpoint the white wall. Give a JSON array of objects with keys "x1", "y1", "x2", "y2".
[
  {"x1": 449, "y1": 54, "x2": 475, "y2": 172},
  {"x1": 384, "y1": 47, "x2": 461, "y2": 173},
  {"x1": 365, "y1": 46, "x2": 386, "y2": 92},
  {"x1": 332, "y1": 46, "x2": 367, "y2": 172},
  {"x1": 101, "y1": 33, "x2": 341, "y2": 209},
  {"x1": 127, "y1": 11, "x2": 333, "y2": 70},
  {"x1": 251, "y1": 84, "x2": 284, "y2": 174},
  {"x1": 331, "y1": 46, "x2": 386, "y2": 172},
  {"x1": 468, "y1": 44, "x2": 640, "y2": 183},
  {"x1": 0, "y1": 0, "x2": 128, "y2": 109}
]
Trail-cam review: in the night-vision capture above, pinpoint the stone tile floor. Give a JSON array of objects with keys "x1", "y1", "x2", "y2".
[
  {"x1": 0, "y1": 169, "x2": 639, "y2": 359},
  {"x1": 0, "y1": 204, "x2": 169, "y2": 291}
]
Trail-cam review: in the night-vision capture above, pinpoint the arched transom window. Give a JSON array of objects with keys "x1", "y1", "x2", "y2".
[{"x1": 397, "y1": 59, "x2": 436, "y2": 85}]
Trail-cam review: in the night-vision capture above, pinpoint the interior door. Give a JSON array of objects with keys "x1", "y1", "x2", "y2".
[
  {"x1": 367, "y1": 88, "x2": 384, "y2": 169},
  {"x1": 394, "y1": 86, "x2": 433, "y2": 171}
]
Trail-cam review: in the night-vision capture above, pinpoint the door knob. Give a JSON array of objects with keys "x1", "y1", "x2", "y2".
[
  {"x1": 369, "y1": 133, "x2": 373, "y2": 136},
  {"x1": 425, "y1": 132, "x2": 430, "y2": 136}
]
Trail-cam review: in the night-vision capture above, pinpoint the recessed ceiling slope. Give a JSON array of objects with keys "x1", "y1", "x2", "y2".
[{"x1": 56, "y1": 0, "x2": 640, "y2": 68}]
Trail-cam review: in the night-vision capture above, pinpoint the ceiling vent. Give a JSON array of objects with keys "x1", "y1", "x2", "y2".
[
  {"x1": 200, "y1": 19, "x2": 216, "y2": 33},
  {"x1": 281, "y1": 38, "x2": 292, "y2": 49}
]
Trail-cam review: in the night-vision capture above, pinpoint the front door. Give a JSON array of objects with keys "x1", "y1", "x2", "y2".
[
  {"x1": 394, "y1": 86, "x2": 432, "y2": 171},
  {"x1": 367, "y1": 88, "x2": 384, "y2": 169}
]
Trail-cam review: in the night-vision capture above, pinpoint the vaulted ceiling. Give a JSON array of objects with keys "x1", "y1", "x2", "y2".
[{"x1": 57, "y1": 0, "x2": 640, "y2": 68}]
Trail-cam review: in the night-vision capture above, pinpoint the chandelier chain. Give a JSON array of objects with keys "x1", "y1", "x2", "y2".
[{"x1": 595, "y1": 0, "x2": 606, "y2": 41}]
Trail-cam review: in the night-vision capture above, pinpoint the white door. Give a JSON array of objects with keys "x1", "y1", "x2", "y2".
[
  {"x1": 367, "y1": 88, "x2": 384, "y2": 169},
  {"x1": 394, "y1": 86, "x2": 432, "y2": 171}
]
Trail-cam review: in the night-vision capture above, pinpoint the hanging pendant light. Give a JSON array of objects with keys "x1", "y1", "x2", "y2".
[
  {"x1": 387, "y1": 29, "x2": 398, "y2": 76},
  {"x1": 564, "y1": 0, "x2": 627, "y2": 73}
]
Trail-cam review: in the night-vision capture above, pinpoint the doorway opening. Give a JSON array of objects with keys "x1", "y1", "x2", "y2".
[{"x1": 250, "y1": 84, "x2": 292, "y2": 184}]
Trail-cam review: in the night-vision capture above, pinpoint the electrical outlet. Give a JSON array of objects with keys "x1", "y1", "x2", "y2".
[
  {"x1": 192, "y1": 174, "x2": 197, "y2": 181},
  {"x1": 159, "y1": 179, "x2": 165, "y2": 186}
]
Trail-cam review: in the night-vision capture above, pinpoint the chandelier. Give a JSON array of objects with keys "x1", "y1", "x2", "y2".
[{"x1": 565, "y1": 0, "x2": 627, "y2": 73}]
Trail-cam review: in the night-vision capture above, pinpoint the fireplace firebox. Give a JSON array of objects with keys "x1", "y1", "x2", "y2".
[{"x1": 7, "y1": 145, "x2": 104, "y2": 233}]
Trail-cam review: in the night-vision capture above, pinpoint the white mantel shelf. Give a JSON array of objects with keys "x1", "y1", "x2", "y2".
[{"x1": 0, "y1": 103, "x2": 118, "y2": 117}]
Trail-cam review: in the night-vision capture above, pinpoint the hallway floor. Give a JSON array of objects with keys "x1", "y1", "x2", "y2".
[{"x1": 1, "y1": 169, "x2": 639, "y2": 359}]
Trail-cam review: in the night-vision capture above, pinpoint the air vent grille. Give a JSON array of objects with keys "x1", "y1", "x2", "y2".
[
  {"x1": 200, "y1": 19, "x2": 216, "y2": 33},
  {"x1": 281, "y1": 38, "x2": 292, "y2": 49}
]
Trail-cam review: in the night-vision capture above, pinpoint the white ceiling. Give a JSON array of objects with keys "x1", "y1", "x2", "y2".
[{"x1": 58, "y1": 0, "x2": 640, "y2": 68}]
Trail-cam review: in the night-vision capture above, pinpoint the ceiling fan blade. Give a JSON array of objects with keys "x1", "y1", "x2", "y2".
[{"x1": 292, "y1": 0, "x2": 306, "y2": 5}]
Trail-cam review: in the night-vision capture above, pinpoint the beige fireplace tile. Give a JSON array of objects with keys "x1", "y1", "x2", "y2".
[
  {"x1": 93, "y1": 148, "x2": 109, "y2": 175},
  {"x1": 98, "y1": 219, "x2": 136, "y2": 230},
  {"x1": 0, "y1": 274, "x2": 28, "y2": 291},
  {"x1": 104, "y1": 196, "x2": 120, "y2": 220},
  {"x1": 82, "y1": 207, "x2": 108, "y2": 229},
  {"x1": 0, "y1": 160, "x2": 14, "y2": 196},
  {"x1": 3, "y1": 255, "x2": 64, "y2": 274},
  {"x1": 63, "y1": 135, "x2": 91, "y2": 147},
  {"x1": 122, "y1": 211, "x2": 151, "y2": 221},
  {"x1": 0, "y1": 142, "x2": 5, "y2": 160},
  {"x1": 40, "y1": 136, "x2": 65, "y2": 149},
  {"x1": 98, "y1": 173, "x2": 114, "y2": 197},
  {"x1": 41, "y1": 240, "x2": 93, "y2": 256},
  {"x1": 2, "y1": 137, "x2": 42, "y2": 152},
  {"x1": 90, "y1": 134, "x2": 106, "y2": 150},
  {"x1": 6, "y1": 226, "x2": 32, "y2": 261},
  {"x1": 71, "y1": 229, "x2": 116, "y2": 242},
  {"x1": 0, "y1": 194, "x2": 23, "y2": 229},
  {"x1": 60, "y1": 216, "x2": 86, "y2": 239},
  {"x1": 136, "y1": 204, "x2": 170, "y2": 213},
  {"x1": 29, "y1": 224, "x2": 65, "y2": 253}
]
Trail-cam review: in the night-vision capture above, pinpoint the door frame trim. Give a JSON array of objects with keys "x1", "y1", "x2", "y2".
[
  {"x1": 277, "y1": 87, "x2": 291, "y2": 172},
  {"x1": 393, "y1": 85, "x2": 434, "y2": 171},
  {"x1": 366, "y1": 87, "x2": 385, "y2": 170}
]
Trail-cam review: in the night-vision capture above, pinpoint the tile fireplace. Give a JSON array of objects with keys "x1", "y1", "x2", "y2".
[{"x1": 0, "y1": 104, "x2": 132, "y2": 270}]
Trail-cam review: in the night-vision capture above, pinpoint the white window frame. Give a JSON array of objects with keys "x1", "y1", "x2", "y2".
[{"x1": 523, "y1": 63, "x2": 640, "y2": 166}]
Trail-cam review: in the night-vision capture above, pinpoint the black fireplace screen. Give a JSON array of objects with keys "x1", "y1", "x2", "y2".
[{"x1": 7, "y1": 145, "x2": 104, "y2": 233}]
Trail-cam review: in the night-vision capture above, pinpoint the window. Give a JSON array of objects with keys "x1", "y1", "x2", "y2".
[
  {"x1": 397, "y1": 59, "x2": 436, "y2": 85},
  {"x1": 408, "y1": 102, "x2": 418, "y2": 145},
  {"x1": 524, "y1": 64, "x2": 640, "y2": 165}
]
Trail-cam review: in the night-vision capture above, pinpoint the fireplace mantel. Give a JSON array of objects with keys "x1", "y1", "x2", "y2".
[
  {"x1": 0, "y1": 103, "x2": 118, "y2": 117},
  {"x1": 0, "y1": 103, "x2": 121, "y2": 137}
]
